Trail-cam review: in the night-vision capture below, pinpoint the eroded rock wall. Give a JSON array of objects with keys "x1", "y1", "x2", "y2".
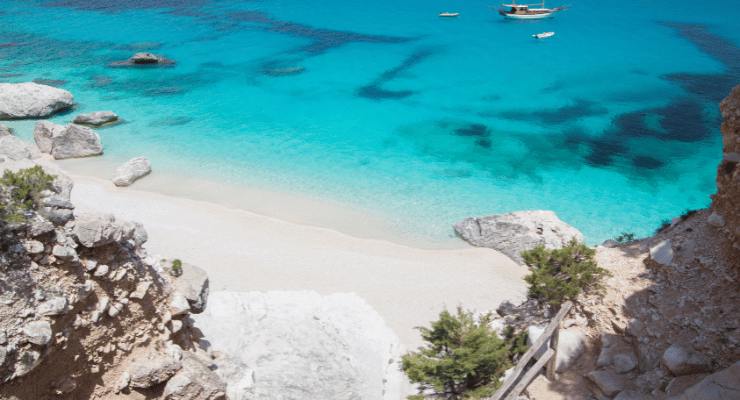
[{"x1": 713, "y1": 85, "x2": 740, "y2": 248}]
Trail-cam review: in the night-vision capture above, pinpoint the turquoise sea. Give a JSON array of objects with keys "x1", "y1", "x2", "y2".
[{"x1": 1, "y1": 0, "x2": 738, "y2": 244}]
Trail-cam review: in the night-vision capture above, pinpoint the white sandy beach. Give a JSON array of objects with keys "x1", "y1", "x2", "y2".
[{"x1": 68, "y1": 172, "x2": 527, "y2": 347}]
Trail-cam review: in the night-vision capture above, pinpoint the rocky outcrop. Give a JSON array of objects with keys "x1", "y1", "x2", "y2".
[
  {"x1": 713, "y1": 85, "x2": 740, "y2": 248},
  {"x1": 112, "y1": 156, "x2": 151, "y2": 187},
  {"x1": 73, "y1": 111, "x2": 119, "y2": 127},
  {"x1": 169, "y1": 261, "x2": 209, "y2": 314},
  {"x1": 674, "y1": 361, "x2": 740, "y2": 400},
  {"x1": 49, "y1": 124, "x2": 103, "y2": 159},
  {"x1": 110, "y1": 52, "x2": 175, "y2": 67},
  {"x1": 192, "y1": 291, "x2": 404, "y2": 400},
  {"x1": 0, "y1": 134, "x2": 40, "y2": 161},
  {"x1": 0, "y1": 145, "x2": 221, "y2": 399},
  {"x1": 454, "y1": 210, "x2": 583, "y2": 264},
  {"x1": 0, "y1": 82, "x2": 74, "y2": 119},
  {"x1": 33, "y1": 121, "x2": 64, "y2": 154}
]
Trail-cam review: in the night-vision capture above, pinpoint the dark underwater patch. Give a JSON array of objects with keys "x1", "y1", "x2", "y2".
[
  {"x1": 660, "y1": 22, "x2": 740, "y2": 102},
  {"x1": 44, "y1": 0, "x2": 208, "y2": 13},
  {"x1": 632, "y1": 155, "x2": 664, "y2": 169},
  {"x1": 148, "y1": 116, "x2": 193, "y2": 127},
  {"x1": 32, "y1": 78, "x2": 67, "y2": 87},
  {"x1": 454, "y1": 123, "x2": 490, "y2": 137},
  {"x1": 500, "y1": 99, "x2": 608, "y2": 125},
  {"x1": 229, "y1": 10, "x2": 413, "y2": 56},
  {"x1": 357, "y1": 49, "x2": 433, "y2": 100}
]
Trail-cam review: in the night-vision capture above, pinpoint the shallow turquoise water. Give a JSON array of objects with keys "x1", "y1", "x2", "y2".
[{"x1": 2, "y1": 0, "x2": 738, "y2": 243}]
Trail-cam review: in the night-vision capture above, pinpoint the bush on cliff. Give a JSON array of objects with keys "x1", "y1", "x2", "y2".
[
  {"x1": 0, "y1": 166, "x2": 55, "y2": 225},
  {"x1": 401, "y1": 308, "x2": 511, "y2": 399},
  {"x1": 522, "y1": 239, "x2": 608, "y2": 307}
]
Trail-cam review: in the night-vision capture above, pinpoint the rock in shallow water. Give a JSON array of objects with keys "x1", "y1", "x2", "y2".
[
  {"x1": 193, "y1": 291, "x2": 404, "y2": 400},
  {"x1": 50, "y1": 124, "x2": 103, "y2": 160},
  {"x1": 73, "y1": 110, "x2": 119, "y2": 126},
  {"x1": 454, "y1": 210, "x2": 584, "y2": 264},
  {"x1": 0, "y1": 82, "x2": 74, "y2": 119},
  {"x1": 112, "y1": 156, "x2": 151, "y2": 187}
]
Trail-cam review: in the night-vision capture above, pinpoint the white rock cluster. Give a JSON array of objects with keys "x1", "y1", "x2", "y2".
[
  {"x1": 0, "y1": 82, "x2": 74, "y2": 119},
  {"x1": 454, "y1": 210, "x2": 584, "y2": 264},
  {"x1": 193, "y1": 291, "x2": 404, "y2": 400}
]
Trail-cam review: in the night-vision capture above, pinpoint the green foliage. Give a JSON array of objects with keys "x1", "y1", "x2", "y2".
[
  {"x1": 614, "y1": 232, "x2": 636, "y2": 243},
  {"x1": 522, "y1": 239, "x2": 608, "y2": 307},
  {"x1": 501, "y1": 325, "x2": 528, "y2": 361},
  {"x1": 679, "y1": 209, "x2": 698, "y2": 221},
  {"x1": 401, "y1": 308, "x2": 511, "y2": 399},
  {"x1": 655, "y1": 219, "x2": 672, "y2": 234},
  {"x1": 0, "y1": 166, "x2": 55, "y2": 225},
  {"x1": 171, "y1": 259, "x2": 183, "y2": 276}
]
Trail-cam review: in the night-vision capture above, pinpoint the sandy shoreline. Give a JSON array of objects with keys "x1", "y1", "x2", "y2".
[
  {"x1": 57, "y1": 157, "x2": 466, "y2": 250},
  {"x1": 65, "y1": 171, "x2": 527, "y2": 347}
]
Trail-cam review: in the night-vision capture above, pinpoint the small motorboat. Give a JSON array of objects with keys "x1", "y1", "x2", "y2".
[
  {"x1": 532, "y1": 31, "x2": 555, "y2": 39},
  {"x1": 439, "y1": 12, "x2": 460, "y2": 17},
  {"x1": 499, "y1": 1, "x2": 564, "y2": 19}
]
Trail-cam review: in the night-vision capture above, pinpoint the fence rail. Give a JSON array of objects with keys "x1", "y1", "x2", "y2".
[{"x1": 486, "y1": 301, "x2": 573, "y2": 400}]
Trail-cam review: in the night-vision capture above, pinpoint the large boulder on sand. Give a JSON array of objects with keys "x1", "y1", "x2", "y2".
[
  {"x1": 0, "y1": 82, "x2": 74, "y2": 119},
  {"x1": 170, "y1": 261, "x2": 209, "y2": 314},
  {"x1": 193, "y1": 291, "x2": 403, "y2": 400},
  {"x1": 73, "y1": 212, "x2": 142, "y2": 248},
  {"x1": 112, "y1": 157, "x2": 151, "y2": 187},
  {"x1": 50, "y1": 124, "x2": 103, "y2": 159},
  {"x1": 73, "y1": 111, "x2": 118, "y2": 126},
  {"x1": 454, "y1": 210, "x2": 584, "y2": 264},
  {"x1": 33, "y1": 121, "x2": 65, "y2": 154},
  {"x1": 0, "y1": 134, "x2": 41, "y2": 161}
]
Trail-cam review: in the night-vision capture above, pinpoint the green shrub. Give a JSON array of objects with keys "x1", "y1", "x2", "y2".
[
  {"x1": 0, "y1": 166, "x2": 55, "y2": 224},
  {"x1": 401, "y1": 308, "x2": 511, "y2": 399},
  {"x1": 522, "y1": 239, "x2": 608, "y2": 307},
  {"x1": 170, "y1": 259, "x2": 183, "y2": 276},
  {"x1": 655, "y1": 219, "x2": 672, "y2": 234},
  {"x1": 614, "y1": 232, "x2": 636, "y2": 243}
]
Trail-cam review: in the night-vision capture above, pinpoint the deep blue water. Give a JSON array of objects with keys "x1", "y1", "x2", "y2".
[{"x1": 2, "y1": 0, "x2": 739, "y2": 243}]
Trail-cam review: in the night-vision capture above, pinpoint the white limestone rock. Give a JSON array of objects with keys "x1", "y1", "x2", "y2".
[
  {"x1": 649, "y1": 239, "x2": 674, "y2": 267},
  {"x1": 171, "y1": 262, "x2": 209, "y2": 313},
  {"x1": 169, "y1": 292, "x2": 191, "y2": 317},
  {"x1": 454, "y1": 210, "x2": 583, "y2": 264},
  {"x1": 661, "y1": 344, "x2": 712, "y2": 376},
  {"x1": 112, "y1": 156, "x2": 151, "y2": 187},
  {"x1": 192, "y1": 291, "x2": 404, "y2": 400},
  {"x1": 33, "y1": 121, "x2": 65, "y2": 154},
  {"x1": 73, "y1": 213, "x2": 131, "y2": 247},
  {"x1": 0, "y1": 134, "x2": 41, "y2": 161},
  {"x1": 23, "y1": 320, "x2": 52, "y2": 345},
  {"x1": 37, "y1": 295, "x2": 68, "y2": 316},
  {"x1": 587, "y1": 369, "x2": 627, "y2": 396},
  {"x1": 675, "y1": 361, "x2": 740, "y2": 400},
  {"x1": 0, "y1": 82, "x2": 74, "y2": 119},
  {"x1": 163, "y1": 352, "x2": 227, "y2": 400},
  {"x1": 50, "y1": 124, "x2": 103, "y2": 159},
  {"x1": 528, "y1": 325, "x2": 587, "y2": 372},
  {"x1": 128, "y1": 354, "x2": 182, "y2": 388},
  {"x1": 73, "y1": 111, "x2": 118, "y2": 126}
]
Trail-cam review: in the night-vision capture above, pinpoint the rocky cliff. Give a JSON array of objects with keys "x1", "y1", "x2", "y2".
[
  {"x1": 0, "y1": 136, "x2": 224, "y2": 399},
  {"x1": 713, "y1": 85, "x2": 740, "y2": 249}
]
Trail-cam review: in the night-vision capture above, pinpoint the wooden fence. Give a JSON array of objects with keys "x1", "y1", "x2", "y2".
[{"x1": 486, "y1": 301, "x2": 573, "y2": 400}]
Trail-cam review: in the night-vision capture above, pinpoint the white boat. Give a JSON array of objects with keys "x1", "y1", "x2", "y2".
[
  {"x1": 499, "y1": 1, "x2": 564, "y2": 19},
  {"x1": 439, "y1": 12, "x2": 460, "y2": 17},
  {"x1": 532, "y1": 31, "x2": 555, "y2": 39}
]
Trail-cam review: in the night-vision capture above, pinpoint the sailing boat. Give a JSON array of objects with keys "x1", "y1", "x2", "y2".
[{"x1": 498, "y1": 0, "x2": 565, "y2": 19}]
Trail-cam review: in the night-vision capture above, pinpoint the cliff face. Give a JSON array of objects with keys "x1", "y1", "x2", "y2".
[{"x1": 713, "y1": 85, "x2": 740, "y2": 248}]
